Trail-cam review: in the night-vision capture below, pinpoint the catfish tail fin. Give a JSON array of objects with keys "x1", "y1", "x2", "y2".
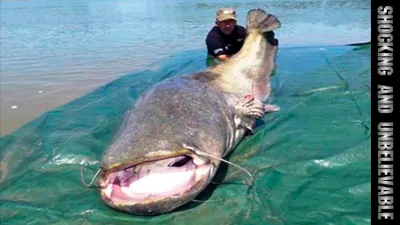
[{"x1": 246, "y1": 9, "x2": 281, "y2": 33}]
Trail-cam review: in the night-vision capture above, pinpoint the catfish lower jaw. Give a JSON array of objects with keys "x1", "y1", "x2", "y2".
[{"x1": 99, "y1": 155, "x2": 214, "y2": 215}]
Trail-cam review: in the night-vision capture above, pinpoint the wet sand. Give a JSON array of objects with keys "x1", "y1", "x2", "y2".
[{"x1": 0, "y1": 68, "x2": 140, "y2": 136}]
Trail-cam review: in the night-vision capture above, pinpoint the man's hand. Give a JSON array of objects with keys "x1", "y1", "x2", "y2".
[
  {"x1": 265, "y1": 31, "x2": 278, "y2": 46},
  {"x1": 216, "y1": 54, "x2": 229, "y2": 61}
]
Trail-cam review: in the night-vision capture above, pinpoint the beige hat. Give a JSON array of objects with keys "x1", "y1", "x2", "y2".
[{"x1": 216, "y1": 8, "x2": 237, "y2": 22}]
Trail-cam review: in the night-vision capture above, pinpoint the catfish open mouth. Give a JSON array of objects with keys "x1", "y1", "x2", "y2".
[{"x1": 99, "y1": 155, "x2": 213, "y2": 213}]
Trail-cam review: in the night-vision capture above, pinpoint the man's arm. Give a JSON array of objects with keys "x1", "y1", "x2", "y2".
[{"x1": 206, "y1": 32, "x2": 229, "y2": 61}]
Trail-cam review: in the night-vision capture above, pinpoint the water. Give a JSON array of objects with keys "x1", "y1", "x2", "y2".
[{"x1": 0, "y1": 0, "x2": 370, "y2": 136}]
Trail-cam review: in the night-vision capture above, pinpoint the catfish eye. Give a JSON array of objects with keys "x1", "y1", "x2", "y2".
[{"x1": 168, "y1": 156, "x2": 191, "y2": 167}]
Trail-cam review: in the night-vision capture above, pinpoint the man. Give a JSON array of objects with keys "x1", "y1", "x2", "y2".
[
  {"x1": 205, "y1": 8, "x2": 277, "y2": 65},
  {"x1": 205, "y1": 8, "x2": 246, "y2": 63}
]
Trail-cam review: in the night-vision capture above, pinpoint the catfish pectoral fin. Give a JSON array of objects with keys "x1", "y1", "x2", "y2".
[
  {"x1": 235, "y1": 95, "x2": 265, "y2": 119},
  {"x1": 239, "y1": 117, "x2": 256, "y2": 133},
  {"x1": 264, "y1": 104, "x2": 280, "y2": 113}
]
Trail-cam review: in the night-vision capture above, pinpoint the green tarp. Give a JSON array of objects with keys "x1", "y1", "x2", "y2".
[{"x1": 0, "y1": 44, "x2": 371, "y2": 225}]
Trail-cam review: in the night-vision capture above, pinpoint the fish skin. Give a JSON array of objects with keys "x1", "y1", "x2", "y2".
[{"x1": 99, "y1": 8, "x2": 281, "y2": 215}]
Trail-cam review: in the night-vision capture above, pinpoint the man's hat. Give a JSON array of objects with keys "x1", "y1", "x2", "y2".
[{"x1": 216, "y1": 8, "x2": 237, "y2": 22}]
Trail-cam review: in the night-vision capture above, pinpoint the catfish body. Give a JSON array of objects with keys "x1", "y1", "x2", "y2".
[{"x1": 99, "y1": 9, "x2": 281, "y2": 215}]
